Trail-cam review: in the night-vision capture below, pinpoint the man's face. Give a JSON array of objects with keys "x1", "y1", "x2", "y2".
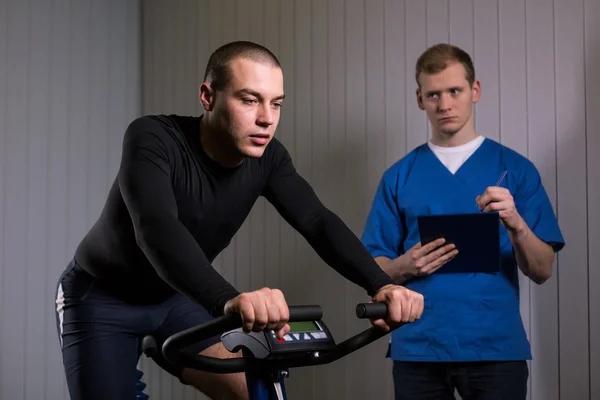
[
  {"x1": 204, "y1": 58, "x2": 285, "y2": 159},
  {"x1": 416, "y1": 62, "x2": 480, "y2": 137}
]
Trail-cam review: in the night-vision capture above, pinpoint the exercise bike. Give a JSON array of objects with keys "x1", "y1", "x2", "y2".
[{"x1": 138, "y1": 302, "x2": 394, "y2": 400}]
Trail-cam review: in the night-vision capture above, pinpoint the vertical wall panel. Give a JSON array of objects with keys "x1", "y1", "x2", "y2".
[
  {"x1": 585, "y1": 1, "x2": 600, "y2": 398},
  {"x1": 324, "y1": 0, "x2": 350, "y2": 398},
  {"x1": 127, "y1": 0, "x2": 141, "y2": 124},
  {"x1": 0, "y1": 0, "x2": 6, "y2": 390},
  {"x1": 382, "y1": 3, "x2": 407, "y2": 395},
  {"x1": 44, "y1": 2, "x2": 71, "y2": 398},
  {"x1": 0, "y1": 0, "x2": 6, "y2": 389},
  {"x1": 286, "y1": 1, "x2": 316, "y2": 398},
  {"x1": 473, "y1": 0, "x2": 500, "y2": 141},
  {"x1": 449, "y1": 0, "x2": 474, "y2": 55},
  {"x1": 2, "y1": 1, "x2": 30, "y2": 398},
  {"x1": 498, "y1": 6, "x2": 531, "y2": 398},
  {"x1": 25, "y1": 1, "x2": 51, "y2": 398},
  {"x1": 176, "y1": 0, "x2": 195, "y2": 117},
  {"x1": 88, "y1": 0, "x2": 110, "y2": 222},
  {"x1": 146, "y1": 0, "x2": 161, "y2": 115},
  {"x1": 162, "y1": 3, "x2": 175, "y2": 118},
  {"x1": 426, "y1": 0, "x2": 449, "y2": 46},
  {"x1": 526, "y1": 1, "x2": 561, "y2": 399},
  {"x1": 364, "y1": 1, "x2": 393, "y2": 398},
  {"x1": 384, "y1": 0, "x2": 406, "y2": 168},
  {"x1": 499, "y1": 0, "x2": 528, "y2": 152},
  {"x1": 365, "y1": 0, "x2": 386, "y2": 276},
  {"x1": 67, "y1": 0, "x2": 91, "y2": 257},
  {"x1": 195, "y1": 1, "x2": 210, "y2": 119},
  {"x1": 141, "y1": 0, "x2": 152, "y2": 113},
  {"x1": 555, "y1": 0, "x2": 590, "y2": 399},
  {"x1": 405, "y1": 1, "x2": 428, "y2": 152},
  {"x1": 309, "y1": 0, "x2": 340, "y2": 396},
  {"x1": 344, "y1": 1, "x2": 369, "y2": 398},
  {"x1": 0, "y1": 0, "x2": 141, "y2": 399},
  {"x1": 526, "y1": 0, "x2": 561, "y2": 396}
]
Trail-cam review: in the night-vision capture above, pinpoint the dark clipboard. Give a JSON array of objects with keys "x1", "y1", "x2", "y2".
[{"x1": 416, "y1": 212, "x2": 501, "y2": 274}]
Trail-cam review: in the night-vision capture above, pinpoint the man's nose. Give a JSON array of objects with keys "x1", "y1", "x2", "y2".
[
  {"x1": 257, "y1": 103, "x2": 274, "y2": 126},
  {"x1": 438, "y1": 93, "x2": 451, "y2": 112}
]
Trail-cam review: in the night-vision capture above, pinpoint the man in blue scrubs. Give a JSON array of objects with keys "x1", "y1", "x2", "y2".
[{"x1": 361, "y1": 43, "x2": 565, "y2": 399}]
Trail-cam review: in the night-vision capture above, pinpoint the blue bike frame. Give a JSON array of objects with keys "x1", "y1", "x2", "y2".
[{"x1": 245, "y1": 362, "x2": 289, "y2": 400}]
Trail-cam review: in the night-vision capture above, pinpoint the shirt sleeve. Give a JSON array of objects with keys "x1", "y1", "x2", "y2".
[
  {"x1": 118, "y1": 117, "x2": 240, "y2": 316},
  {"x1": 261, "y1": 142, "x2": 395, "y2": 297},
  {"x1": 361, "y1": 170, "x2": 405, "y2": 259},
  {"x1": 514, "y1": 161, "x2": 565, "y2": 253}
]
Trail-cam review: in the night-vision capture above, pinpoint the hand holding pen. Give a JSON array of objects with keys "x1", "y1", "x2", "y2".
[{"x1": 476, "y1": 171, "x2": 524, "y2": 232}]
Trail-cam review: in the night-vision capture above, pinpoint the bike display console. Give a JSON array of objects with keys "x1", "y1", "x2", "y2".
[{"x1": 221, "y1": 320, "x2": 336, "y2": 359}]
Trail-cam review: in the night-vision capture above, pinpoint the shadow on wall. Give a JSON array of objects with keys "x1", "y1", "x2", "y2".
[{"x1": 274, "y1": 127, "x2": 373, "y2": 301}]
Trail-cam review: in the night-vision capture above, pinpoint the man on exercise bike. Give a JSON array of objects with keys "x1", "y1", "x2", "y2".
[{"x1": 54, "y1": 40, "x2": 424, "y2": 400}]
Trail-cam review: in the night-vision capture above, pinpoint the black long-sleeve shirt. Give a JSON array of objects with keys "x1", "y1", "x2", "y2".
[{"x1": 74, "y1": 114, "x2": 394, "y2": 316}]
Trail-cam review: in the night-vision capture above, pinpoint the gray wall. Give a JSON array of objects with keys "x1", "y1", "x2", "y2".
[
  {"x1": 1, "y1": 0, "x2": 599, "y2": 399},
  {"x1": 139, "y1": 1, "x2": 600, "y2": 400},
  {"x1": 0, "y1": 0, "x2": 141, "y2": 399}
]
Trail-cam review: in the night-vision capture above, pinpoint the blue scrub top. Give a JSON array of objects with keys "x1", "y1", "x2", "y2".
[{"x1": 361, "y1": 138, "x2": 565, "y2": 362}]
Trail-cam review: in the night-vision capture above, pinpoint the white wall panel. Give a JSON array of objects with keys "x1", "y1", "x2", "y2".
[{"x1": 0, "y1": 0, "x2": 141, "y2": 399}]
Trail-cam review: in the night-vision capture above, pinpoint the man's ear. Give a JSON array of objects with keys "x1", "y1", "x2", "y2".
[
  {"x1": 199, "y1": 83, "x2": 215, "y2": 111},
  {"x1": 471, "y1": 79, "x2": 481, "y2": 104},
  {"x1": 416, "y1": 88, "x2": 425, "y2": 110}
]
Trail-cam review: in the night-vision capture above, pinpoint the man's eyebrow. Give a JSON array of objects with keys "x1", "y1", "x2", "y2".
[
  {"x1": 425, "y1": 86, "x2": 463, "y2": 96},
  {"x1": 235, "y1": 88, "x2": 285, "y2": 101},
  {"x1": 235, "y1": 88, "x2": 261, "y2": 98}
]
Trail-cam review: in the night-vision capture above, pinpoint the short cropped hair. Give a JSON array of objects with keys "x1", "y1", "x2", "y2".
[
  {"x1": 203, "y1": 41, "x2": 281, "y2": 91},
  {"x1": 415, "y1": 43, "x2": 475, "y2": 87}
]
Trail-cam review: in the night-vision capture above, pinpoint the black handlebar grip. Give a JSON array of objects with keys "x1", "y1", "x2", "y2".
[
  {"x1": 288, "y1": 305, "x2": 323, "y2": 321},
  {"x1": 356, "y1": 302, "x2": 388, "y2": 319}
]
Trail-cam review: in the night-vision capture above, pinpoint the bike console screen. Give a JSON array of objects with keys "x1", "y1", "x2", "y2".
[{"x1": 221, "y1": 319, "x2": 336, "y2": 359}]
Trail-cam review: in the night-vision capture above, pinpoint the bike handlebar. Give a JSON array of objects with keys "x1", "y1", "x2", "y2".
[
  {"x1": 355, "y1": 302, "x2": 388, "y2": 319},
  {"x1": 161, "y1": 302, "x2": 394, "y2": 374}
]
